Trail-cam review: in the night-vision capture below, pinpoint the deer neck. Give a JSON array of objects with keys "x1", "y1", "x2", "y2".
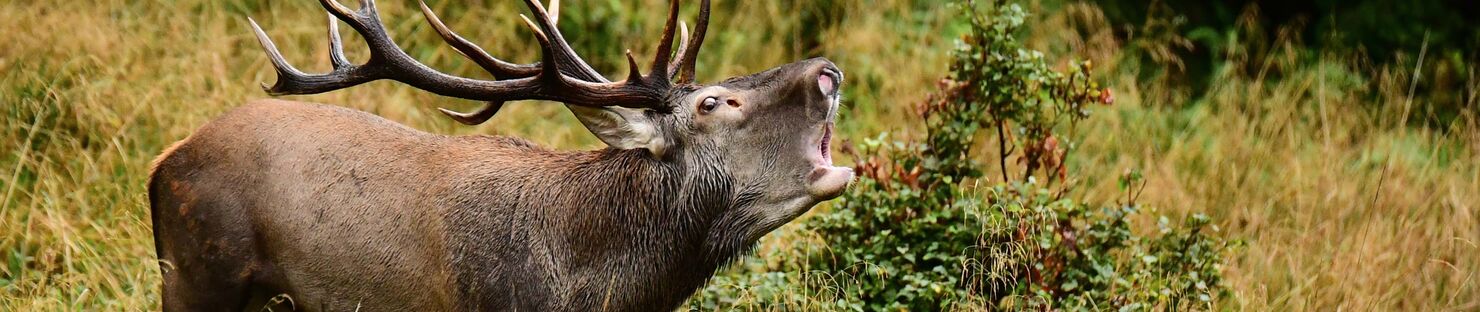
[
  {"x1": 444, "y1": 142, "x2": 761, "y2": 307},
  {"x1": 552, "y1": 147, "x2": 745, "y2": 304},
  {"x1": 581, "y1": 147, "x2": 743, "y2": 259}
]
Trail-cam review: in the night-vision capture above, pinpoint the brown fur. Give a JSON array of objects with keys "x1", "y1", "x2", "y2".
[
  {"x1": 151, "y1": 58, "x2": 846, "y2": 311},
  {"x1": 149, "y1": 138, "x2": 189, "y2": 179}
]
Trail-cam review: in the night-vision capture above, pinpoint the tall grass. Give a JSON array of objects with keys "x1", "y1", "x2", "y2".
[
  {"x1": 1028, "y1": 3, "x2": 1480, "y2": 309},
  {"x1": 0, "y1": 0, "x2": 1475, "y2": 310}
]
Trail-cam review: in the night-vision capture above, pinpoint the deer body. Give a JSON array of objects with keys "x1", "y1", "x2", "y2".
[
  {"x1": 151, "y1": 0, "x2": 851, "y2": 310},
  {"x1": 152, "y1": 100, "x2": 750, "y2": 310}
]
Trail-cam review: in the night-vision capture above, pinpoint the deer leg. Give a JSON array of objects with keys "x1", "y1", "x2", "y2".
[{"x1": 151, "y1": 171, "x2": 260, "y2": 311}]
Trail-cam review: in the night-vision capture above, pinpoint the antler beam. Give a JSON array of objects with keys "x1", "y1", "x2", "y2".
[{"x1": 250, "y1": 0, "x2": 717, "y2": 113}]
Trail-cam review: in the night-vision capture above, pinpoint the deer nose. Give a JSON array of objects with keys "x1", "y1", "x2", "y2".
[
  {"x1": 818, "y1": 71, "x2": 838, "y2": 97},
  {"x1": 810, "y1": 59, "x2": 842, "y2": 97}
]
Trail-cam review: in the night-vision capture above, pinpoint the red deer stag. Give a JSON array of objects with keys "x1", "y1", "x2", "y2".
[{"x1": 148, "y1": 0, "x2": 852, "y2": 310}]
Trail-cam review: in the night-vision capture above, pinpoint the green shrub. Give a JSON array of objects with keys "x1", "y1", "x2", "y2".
[{"x1": 692, "y1": 1, "x2": 1232, "y2": 310}]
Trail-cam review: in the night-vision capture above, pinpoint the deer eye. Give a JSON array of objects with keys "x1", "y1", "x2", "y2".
[{"x1": 698, "y1": 97, "x2": 719, "y2": 114}]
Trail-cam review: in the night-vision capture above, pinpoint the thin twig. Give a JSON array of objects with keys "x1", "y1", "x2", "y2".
[{"x1": 997, "y1": 120, "x2": 1011, "y2": 183}]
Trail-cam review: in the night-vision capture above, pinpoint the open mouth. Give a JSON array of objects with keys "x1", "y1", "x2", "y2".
[
  {"x1": 814, "y1": 68, "x2": 842, "y2": 167},
  {"x1": 804, "y1": 65, "x2": 853, "y2": 199},
  {"x1": 819, "y1": 122, "x2": 833, "y2": 164},
  {"x1": 805, "y1": 120, "x2": 851, "y2": 199},
  {"x1": 808, "y1": 121, "x2": 837, "y2": 168}
]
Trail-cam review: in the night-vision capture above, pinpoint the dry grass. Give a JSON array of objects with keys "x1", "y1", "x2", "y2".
[
  {"x1": 1, "y1": 0, "x2": 1475, "y2": 310},
  {"x1": 1029, "y1": 4, "x2": 1480, "y2": 309}
]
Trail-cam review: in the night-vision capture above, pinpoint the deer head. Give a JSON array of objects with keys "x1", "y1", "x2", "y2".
[{"x1": 248, "y1": 0, "x2": 853, "y2": 237}]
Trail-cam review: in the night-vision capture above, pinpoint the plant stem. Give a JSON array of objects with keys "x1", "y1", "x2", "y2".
[{"x1": 997, "y1": 120, "x2": 1010, "y2": 183}]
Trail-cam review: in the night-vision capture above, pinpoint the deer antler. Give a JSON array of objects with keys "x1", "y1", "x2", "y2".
[
  {"x1": 418, "y1": 1, "x2": 535, "y2": 125},
  {"x1": 428, "y1": 0, "x2": 707, "y2": 125},
  {"x1": 422, "y1": 0, "x2": 608, "y2": 124},
  {"x1": 673, "y1": 0, "x2": 711, "y2": 84},
  {"x1": 249, "y1": 0, "x2": 713, "y2": 116},
  {"x1": 417, "y1": 1, "x2": 540, "y2": 80}
]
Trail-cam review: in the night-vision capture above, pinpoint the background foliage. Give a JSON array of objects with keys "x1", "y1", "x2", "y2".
[
  {"x1": 2, "y1": 0, "x2": 1476, "y2": 310},
  {"x1": 1092, "y1": 0, "x2": 1479, "y2": 126},
  {"x1": 692, "y1": 2, "x2": 1229, "y2": 310}
]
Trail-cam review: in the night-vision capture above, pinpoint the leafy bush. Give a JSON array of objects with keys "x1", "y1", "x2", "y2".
[{"x1": 692, "y1": 0, "x2": 1232, "y2": 310}]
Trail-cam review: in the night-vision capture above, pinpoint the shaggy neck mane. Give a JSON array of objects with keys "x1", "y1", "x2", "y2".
[
  {"x1": 568, "y1": 146, "x2": 758, "y2": 304},
  {"x1": 448, "y1": 140, "x2": 760, "y2": 308},
  {"x1": 587, "y1": 146, "x2": 764, "y2": 263}
]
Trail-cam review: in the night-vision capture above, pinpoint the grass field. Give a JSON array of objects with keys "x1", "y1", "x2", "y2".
[{"x1": 2, "y1": 0, "x2": 1476, "y2": 310}]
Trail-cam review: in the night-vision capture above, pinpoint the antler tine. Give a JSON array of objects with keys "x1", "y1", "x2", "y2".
[
  {"x1": 248, "y1": 0, "x2": 393, "y2": 95},
  {"x1": 516, "y1": 13, "x2": 669, "y2": 110},
  {"x1": 675, "y1": 0, "x2": 711, "y2": 84},
  {"x1": 248, "y1": 17, "x2": 317, "y2": 93},
  {"x1": 519, "y1": 15, "x2": 667, "y2": 107},
  {"x1": 438, "y1": 102, "x2": 505, "y2": 125},
  {"x1": 650, "y1": 0, "x2": 681, "y2": 77},
  {"x1": 320, "y1": 0, "x2": 392, "y2": 64},
  {"x1": 521, "y1": 0, "x2": 606, "y2": 82},
  {"x1": 421, "y1": 1, "x2": 541, "y2": 126},
  {"x1": 519, "y1": 14, "x2": 562, "y2": 80},
  {"x1": 625, "y1": 50, "x2": 643, "y2": 82},
  {"x1": 418, "y1": 1, "x2": 540, "y2": 79},
  {"x1": 668, "y1": 21, "x2": 690, "y2": 79},
  {"x1": 327, "y1": 15, "x2": 352, "y2": 69},
  {"x1": 320, "y1": 0, "x2": 357, "y2": 21}
]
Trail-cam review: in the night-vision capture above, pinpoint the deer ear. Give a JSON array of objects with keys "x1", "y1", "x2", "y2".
[{"x1": 569, "y1": 106, "x2": 668, "y2": 156}]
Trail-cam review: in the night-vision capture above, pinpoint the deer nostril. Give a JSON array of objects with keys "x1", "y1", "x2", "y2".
[
  {"x1": 816, "y1": 66, "x2": 843, "y2": 97},
  {"x1": 818, "y1": 72, "x2": 837, "y2": 96}
]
